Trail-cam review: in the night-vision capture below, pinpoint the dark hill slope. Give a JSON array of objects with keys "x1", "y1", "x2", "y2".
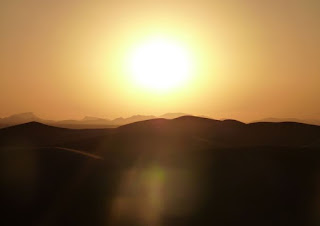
[
  {"x1": 0, "y1": 116, "x2": 319, "y2": 153},
  {"x1": 118, "y1": 116, "x2": 320, "y2": 148},
  {"x1": 1, "y1": 117, "x2": 318, "y2": 165},
  {"x1": 0, "y1": 122, "x2": 113, "y2": 150}
]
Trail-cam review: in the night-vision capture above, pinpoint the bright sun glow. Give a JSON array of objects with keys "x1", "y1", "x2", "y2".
[{"x1": 128, "y1": 37, "x2": 193, "y2": 92}]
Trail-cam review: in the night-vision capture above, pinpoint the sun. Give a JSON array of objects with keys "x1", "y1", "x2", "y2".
[{"x1": 128, "y1": 37, "x2": 193, "y2": 92}]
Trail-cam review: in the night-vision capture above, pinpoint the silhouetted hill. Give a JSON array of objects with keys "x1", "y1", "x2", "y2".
[
  {"x1": 252, "y1": 117, "x2": 320, "y2": 126},
  {"x1": 118, "y1": 116, "x2": 320, "y2": 148},
  {"x1": 1, "y1": 117, "x2": 319, "y2": 149},
  {"x1": 0, "y1": 121, "x2": 68, "y2": 145},
  {"x1": 0, "y1": 121, "x2": 112, "y2": 150},
  {"x1": 49, "y1": 113, "x2": 189, "y2": 129},
  {"x1": 54, "y1": 118, "x2": 116, "y2": 129}
]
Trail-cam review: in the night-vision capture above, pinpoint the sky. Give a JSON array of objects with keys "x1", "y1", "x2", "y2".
[{"x1": 1, "y1": 0, "x2": 319, "y2": 121}]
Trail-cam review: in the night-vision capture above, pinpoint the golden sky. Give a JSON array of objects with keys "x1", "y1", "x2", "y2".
[{"x1": 1, "y1": 0, "x2": 319, "y2": 121}]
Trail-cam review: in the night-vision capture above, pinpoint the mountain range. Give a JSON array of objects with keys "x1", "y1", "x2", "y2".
[
  {"x1": 0, "y1": 112, "x2": 189, "y2": 129},
  {"x1": 1, "y1": 112, "x2": 319, "y2": 129},
  {"x1": 1, "y1": 115, "x2": 319, "y2": 149}
]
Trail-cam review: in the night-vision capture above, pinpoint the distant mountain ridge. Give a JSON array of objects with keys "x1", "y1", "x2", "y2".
[
  {"x1": 0, "y1": 112, "x2": 40, "y2": 123},
  {"x1": 0, "y1": 112, "x2": 191, "y2": 129},
  {"x1": 0, "y1": 112, "x2": 55, "y2": 127}
]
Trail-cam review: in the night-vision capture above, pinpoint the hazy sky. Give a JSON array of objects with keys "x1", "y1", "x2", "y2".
[{"x1": 1, "y1": 0, "x2": 319, "y2": 121}]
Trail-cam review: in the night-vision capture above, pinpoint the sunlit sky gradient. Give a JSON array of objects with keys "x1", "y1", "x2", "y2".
[{"x1": 1, "y1": 0, "x2": 319, "y2": 121}]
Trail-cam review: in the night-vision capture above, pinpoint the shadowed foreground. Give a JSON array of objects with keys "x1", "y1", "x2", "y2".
[{"x1": 1, "y1": 117, "x2": 320, "y2": 226}]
